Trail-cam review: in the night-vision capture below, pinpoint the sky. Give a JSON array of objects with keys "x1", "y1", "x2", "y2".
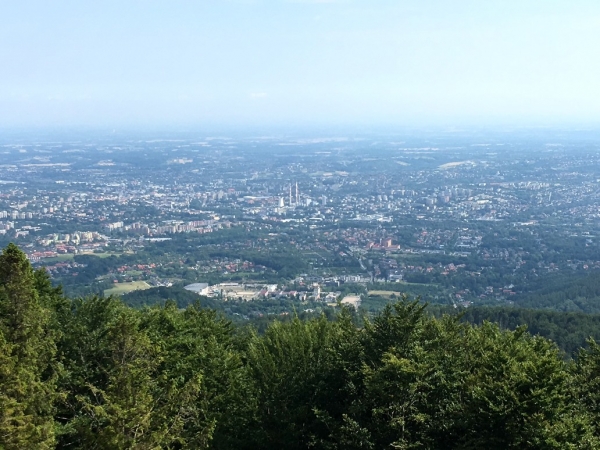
[{"x1": 1, "y1": 0, "x2": 600, "y2": 130}]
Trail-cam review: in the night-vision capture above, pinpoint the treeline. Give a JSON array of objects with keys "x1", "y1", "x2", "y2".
[
  {"x1": 123, "y1": 286, "x2": 337, "y2": 334},
  {"x1": 516, "y1": 271, "x2": 600, "y2": 312},
  {"x1": 5, "y1": 243, "x2": 600, "y2": 448},
  {"x1": 121, "y1": 286, "x2": 218, "y2": 309},
  {"x1": 122, "y1": 286, "x2": 600, "y2": 358},
  {"x1": 431, "y1": 305, "x2": 600, "y2": 357}
]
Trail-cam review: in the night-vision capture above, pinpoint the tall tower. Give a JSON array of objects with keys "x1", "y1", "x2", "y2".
[
  {"x1": 295, "y1": 182, "x2": 299, "y2": 205},
  {"x1": 289, "y1": 185, "x2": 292, "y2": 206}
]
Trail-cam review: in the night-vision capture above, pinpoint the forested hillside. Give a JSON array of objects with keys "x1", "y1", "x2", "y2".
[
  {"x1": 516, "y1": 272, "x2": 600, "y2": 312},
  {"x1": 427, "y1": 305, "x2": 600, "y2": 357},
  {"x1": 121, "y1": 285, "x2": 221, "y2": 309},
  {"x1": 4, "y1": 242, "x2": 600, "y2": 449}
]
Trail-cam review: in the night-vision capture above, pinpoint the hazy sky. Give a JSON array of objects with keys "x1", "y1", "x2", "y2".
[{"x1": 1, "y1": 0, "x2": 600, "y2": 129}]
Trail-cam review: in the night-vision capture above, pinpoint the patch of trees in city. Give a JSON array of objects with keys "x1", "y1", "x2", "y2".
[{"x1": 5, "y1": 242, "x2": 600, "y2": 448}]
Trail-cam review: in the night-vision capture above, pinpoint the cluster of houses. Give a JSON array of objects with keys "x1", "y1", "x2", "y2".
[{"x1": 184, "y1": 281, "x2": 347, "y2": 303}]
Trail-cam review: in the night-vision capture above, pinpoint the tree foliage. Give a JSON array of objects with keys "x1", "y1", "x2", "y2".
[
  {"x1": 0, "y1": 243, "x2": 57, "y2": 449},
  {"x1": 2, "y1": 243, "x2": 600, "y2": 448}
]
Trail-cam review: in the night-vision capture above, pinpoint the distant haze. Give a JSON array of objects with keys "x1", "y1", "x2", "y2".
[{"x1": 1, "y1": 0, "x2": 600, "y2": 129}]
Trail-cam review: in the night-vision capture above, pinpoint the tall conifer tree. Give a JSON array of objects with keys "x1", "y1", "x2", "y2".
[{"x1": 0, "y1": 243, "x2": 56, "y2": 449}]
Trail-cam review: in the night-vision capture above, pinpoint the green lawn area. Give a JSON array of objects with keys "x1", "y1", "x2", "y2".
[
  {"x1": 104, "y1": 281, "x2": 151, "y2": 297},
  {"x1": 368, "y1": 290, "x2": 404, "y2": 297},
  {"x1": 42, "y1": 254, "x2": 74, "y2": 262},
  {"x1": 80, "y1": 252, "x2": 121, "y2": 258},
  {"x1": 124, "y1": 270, "x2": 143, "y2": 276}
]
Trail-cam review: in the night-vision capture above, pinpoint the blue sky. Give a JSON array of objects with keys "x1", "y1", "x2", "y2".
[{"x1": 1, "y1": 0, "x2": 600, "y2": 129}]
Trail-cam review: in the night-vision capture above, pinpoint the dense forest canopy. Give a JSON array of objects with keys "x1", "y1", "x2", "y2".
[{"x1": 3, "y1": 242, "x2": 600, "y2": 448}]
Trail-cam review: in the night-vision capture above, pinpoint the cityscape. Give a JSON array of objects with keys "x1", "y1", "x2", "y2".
[
  {"x1": 1, "y1": 129, "x2": 599, "y2": 314},
  {"x1": 4, "y1": 0, "x2": 600, "y2": 446}
]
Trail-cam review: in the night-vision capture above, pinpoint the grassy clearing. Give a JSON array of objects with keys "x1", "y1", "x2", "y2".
[
  {"x1": 369, "y1": 282, "x2": 437, "y2": 296},
  {"x1": 369, "y1": 290, "x2": 404, "y2": 297},
  {"x1": 104, "y1": 281, "x2": 151, "y2": 297},
  {"x1": 42, "y1": 254, "x2": 74, "y2": 262},
  {"x1": 125, "y1": 270, "x2": 143, "y2": 276},
  {"x1": 80, "y1": 252, "x2": 121, "y2": 258},
  {"x1": 303, "y1": 251, "x2": 329, "y2": 261}
]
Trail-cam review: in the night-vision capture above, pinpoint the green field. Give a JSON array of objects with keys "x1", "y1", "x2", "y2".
[
  {"x1": 80, "y1": 251, "x2": 122, "y2": 258},
  {"x1": 369, "y1": 290, "x2": 404, "y2": 297},
  {"x1": 104, "y1": 281, "x2": 151, "y2": 297},
  {"x1": 124, "y1": 270, "x2": 143, "y2": 276},
  {"x1": 42, "y1": 254, "x2": 74, "y2": 262}
]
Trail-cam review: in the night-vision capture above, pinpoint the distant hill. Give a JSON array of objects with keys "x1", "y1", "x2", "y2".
[
  {"x1": 430, "y1": 305, "x2": 600, "y2": 357},
  {"x1": 516, "y1": 272, "x2": 600, "y2": 313},
  {"x1": 121, "y1": 286, "x2": 221, "y2": 310}
]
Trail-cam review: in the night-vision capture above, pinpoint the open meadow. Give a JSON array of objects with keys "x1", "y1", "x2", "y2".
[{"x1": 104, "y1": 280, "x2": 151, "y2": 297}]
